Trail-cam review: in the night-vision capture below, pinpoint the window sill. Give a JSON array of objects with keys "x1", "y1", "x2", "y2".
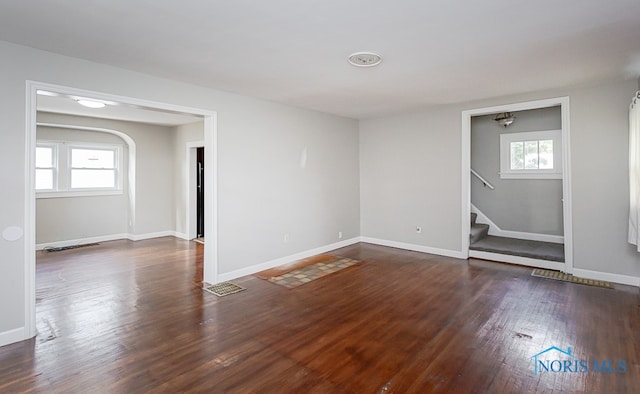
[
  {"x1": 499, "y1": 173, "x2": 562, "y2": 180},
  {"x1": 36, "y1": 190, "x2": 124, "y2": 199}
]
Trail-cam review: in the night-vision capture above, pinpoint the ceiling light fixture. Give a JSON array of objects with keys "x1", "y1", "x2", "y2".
[
  {"x1": 36, "y1": 90, "x2": 59, "y2": 97},
  {"x1": 76, "y1": 99, "x2": 107, "y2": 109},
  {"x1": 493, "y1": 112, "x2": 516, "y2": 127},
  {"x1": 348, "y1": 52, "x2": 382, "y2": 67}
]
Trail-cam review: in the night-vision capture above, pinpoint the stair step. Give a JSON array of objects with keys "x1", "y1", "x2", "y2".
[
  {"x1": 471, "y1": 212, "x2": 478, "y2": 225},
  {"x1": 469, "y1": 235, "x2": 565, "y2": 262},
  {"x1": 470, "y1": 223, "x2": 489, "y2": 244}
]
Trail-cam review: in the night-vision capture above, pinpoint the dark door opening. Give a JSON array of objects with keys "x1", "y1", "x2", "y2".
[{"x1": 196, "y1": 147, "x2": 205, "y2": 238}]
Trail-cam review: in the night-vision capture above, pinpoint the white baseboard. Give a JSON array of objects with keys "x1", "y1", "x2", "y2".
[
  {"x1": 572, "y1": 268, "x2": 640, "y2": 287},
  {"x1": 469, "y1": 250, "x2": 566, "y2": 271},
  {"x1": 360, "y1": 237, "x2": 467, "y2": 259},
  {"x1": 36, "y1": 233, "x2": 129, "y2": 250},
  {"x1": 36, "y1": 231, "x2": 184, "y2": 250},
  {"x1": 471, "y1": 204, "x2": 564, "y2": 244},
  {"x1": 0, "y1": 327, "x2": 27, "y2": 347},
  {"x1": 127, "y1": 231, "x2": 178, "y2": 241},
  {"x1": 217, "y1": 237, "x2": 361, "y2": 282},
  {"x1": 174, "y1": 232, "x2": 189, "y2": 241}
]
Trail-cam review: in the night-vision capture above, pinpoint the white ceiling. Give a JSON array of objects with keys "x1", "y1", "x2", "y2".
[{"x1": 1, "y1": 1, "x2": 639, "y2": 119}]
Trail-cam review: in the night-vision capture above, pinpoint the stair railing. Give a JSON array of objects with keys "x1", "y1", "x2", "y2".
[{"x1": 471, "y1": 169, "x2": 495, "y2": 190}]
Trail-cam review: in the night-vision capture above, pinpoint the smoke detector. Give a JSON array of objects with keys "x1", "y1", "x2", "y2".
[{"x1": 348, "y1": 52, "x2": 382, "y2": 67}]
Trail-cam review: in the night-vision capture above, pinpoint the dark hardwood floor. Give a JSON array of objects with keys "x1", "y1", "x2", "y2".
[{"x1": 0, "y1": 238, "x2": 638, "y2": 392}]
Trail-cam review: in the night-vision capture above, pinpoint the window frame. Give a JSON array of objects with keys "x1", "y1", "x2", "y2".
[
  {"x1": 36, "y1": 140, "x2": 124, "y2": 198},
  {"x1": 35, "y1": 143, "x2": 58, "y2": 192},
  {"x1": 67, "y1": 143, "x2": 123, "y2": 192},
  {"x1": 499, "y1": 129, "x2": 563, "y2": 180}
]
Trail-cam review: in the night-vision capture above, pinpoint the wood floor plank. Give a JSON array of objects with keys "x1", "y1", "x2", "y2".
[{"x1": 0, "y1": 238, "x2": 638, "y2": 392}]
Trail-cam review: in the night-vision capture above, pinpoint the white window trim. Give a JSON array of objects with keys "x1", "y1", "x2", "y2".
[
  {"x1": 36, "y1": 140, "x2": 124, "y2": 198},
  {"x1": 67, "y1": 143, "x2": 123, "y2": 192},
  {"x1": 36, "y1": 190, "x2": 124, "y2": 199},
  {"x1": 499, "y1": 129, "x2": 562, "y2": 180}
]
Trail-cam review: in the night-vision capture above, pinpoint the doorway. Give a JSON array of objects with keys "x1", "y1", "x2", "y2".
[
  {"x1": 24, "y1": 81, "x2": 219, "y2": 339},
  {"x1": 461, "y1": 97, "x2": 573, "y2": 273},
  {"x1": 196, "y1": 147, "x2": 205, "y2": 239}
]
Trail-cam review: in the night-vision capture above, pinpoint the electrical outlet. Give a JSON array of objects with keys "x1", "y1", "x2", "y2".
[
  {"x1": 416, "y1": 226, "x2": 422, "y2": 233},
  {"x1": 338, "y1": 231, "x2": 343, "y2": 239},
  {"x1": 283, "y1": 233, "x2": 289, "y2": 243}
]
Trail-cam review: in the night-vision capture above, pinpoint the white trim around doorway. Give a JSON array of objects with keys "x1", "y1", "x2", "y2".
[
  {"x1": 461, "y1": 97, "x2": 573, "y2": 273},
  {"x1": 24, "y1": 81, "x2": 219, "y2": 341}
]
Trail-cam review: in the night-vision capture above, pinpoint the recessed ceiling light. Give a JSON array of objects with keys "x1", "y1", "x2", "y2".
[
  {"x1": 348, "y1": 52, "x2": 382, "y2": 67},
  {"x1": 76, "y1": 99, "x2": 107, "y2": 109}
]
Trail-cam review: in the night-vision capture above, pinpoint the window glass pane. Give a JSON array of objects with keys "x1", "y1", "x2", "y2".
[
  {"x1": 524, "y1": 141, "x2": 539, "y2": 169},
  {"x1": 510, "y1": 142, "x2": 524, "y2": 170},
  {"x1": 36, "y1": 147, "x2": 53, "y2": 168},
  {"x1": 71, "y1": 169, "x2": 115, "y2": 188},
  {"x1": 71, "y1": 148, "x2": 115, "y2": 169},
  {"x1": 35, "y1": 169, "x2": 53, "y2": 190},
  {"x1": 539, "y1": 140, "x2": 553, "y2": 169}
]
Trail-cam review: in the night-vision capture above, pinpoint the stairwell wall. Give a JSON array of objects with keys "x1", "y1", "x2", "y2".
[{"x1": 471, "y1": 107, "x2": 563, "y2": 236}]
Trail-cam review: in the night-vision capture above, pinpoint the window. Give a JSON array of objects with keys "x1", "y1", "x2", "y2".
[
  {"x1": 36, "y1": 140, "x2": 123, "y2": 198},
  {"x1": 35, "y1": 144, "x2": 57, "y2": 191},
  {"x1": 500, "y1": 130, "x2": 562, "y2": 179},
  {"x1": 70, "y1": 146, "x2": 117, "y2": 189}
]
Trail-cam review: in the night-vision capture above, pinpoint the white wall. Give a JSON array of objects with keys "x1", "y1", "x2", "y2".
[
  {"x1": 360, "y1": 108, "x2": 463, "y2": 252},
  {"x1": 0, "y1": 40, "x2": 360, "y2": 341},
  {"x1": 129, "y1": 120, "x2": 175, "y2": 236},
  {"x1": 218, "y1": 107, "x2": 360, "y2": 273},
  {"x1": 360, "y1": 77, "x2": 640, "y2": 280},
  {"x1": 569, "y1": 80, "x2": 639, "y2": 276}
]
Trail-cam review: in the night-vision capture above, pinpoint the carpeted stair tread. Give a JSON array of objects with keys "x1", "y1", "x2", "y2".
[
  {"x1": 470, "y1": 235, "x2": 564, "y2": 262},
  {"x1": 470, "y1": 223, "x2": 490, "y2": 244}
]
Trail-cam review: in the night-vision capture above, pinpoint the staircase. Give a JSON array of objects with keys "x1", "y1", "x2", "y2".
[{"x1": 470, "y1": 212, "x2": 489, "y2": 244}]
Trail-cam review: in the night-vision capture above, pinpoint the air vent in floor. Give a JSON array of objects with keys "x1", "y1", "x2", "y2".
[
  {"x1": 43, "y1": 243, "x2": 100, "y2": 252},
  {"x1": 203, "y1": 282, "x2": 245, "y2": 297}
]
